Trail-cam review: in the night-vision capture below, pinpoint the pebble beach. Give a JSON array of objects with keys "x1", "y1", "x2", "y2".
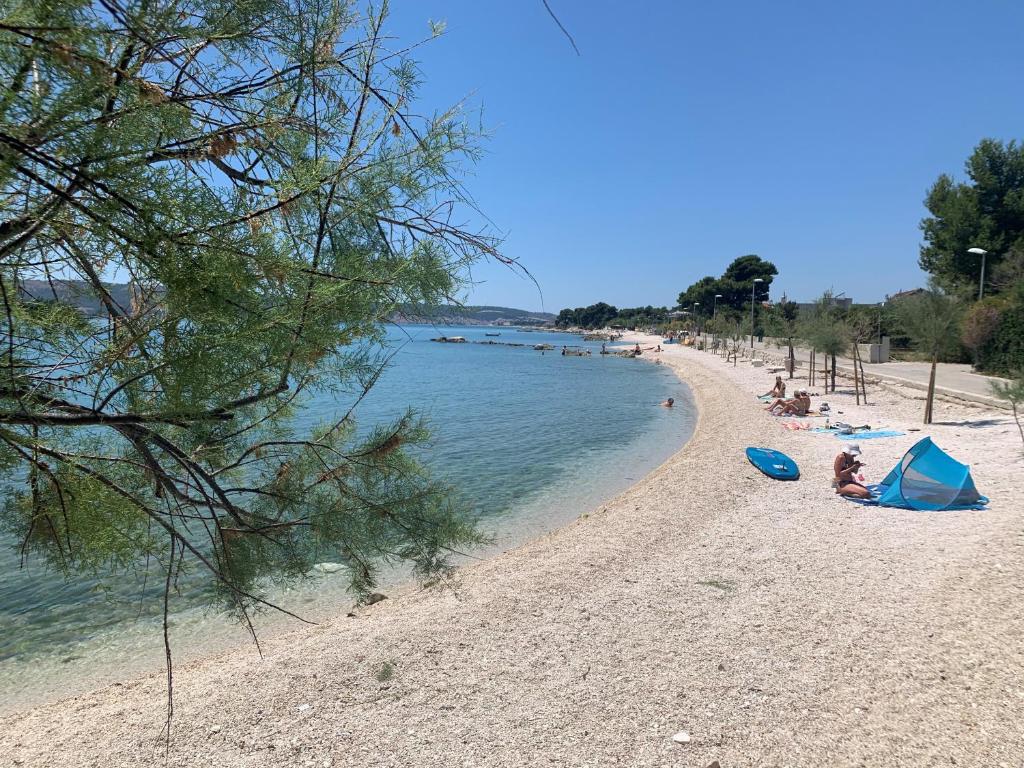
[{"x1": 3, "y1": 335, "x2": 1022, "y2": 767}]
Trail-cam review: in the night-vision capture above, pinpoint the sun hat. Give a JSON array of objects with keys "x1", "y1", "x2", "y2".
[{"x1": 842, "y1": 443, "x2": 862, "y2": 456}]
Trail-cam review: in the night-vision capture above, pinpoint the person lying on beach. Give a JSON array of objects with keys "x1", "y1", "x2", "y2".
[
  {"x1": 661, "y1": 397, "x2": 674, "y2": 407},
  {"x1": 834, "y1": 443, "x2": 871, "y2": 499},
  {"x1": 761, "y1": 376, "x2": 785, "y2": 399}
]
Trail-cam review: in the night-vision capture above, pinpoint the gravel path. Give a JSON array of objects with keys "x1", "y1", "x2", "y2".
[{"x1": 3, "y1": 337, "x2": 1022, "y2": 767}]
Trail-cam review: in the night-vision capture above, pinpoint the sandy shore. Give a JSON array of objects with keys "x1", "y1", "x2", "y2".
[{"x1": 4, "y1": 335, "x2": 1023, "y2": 767}]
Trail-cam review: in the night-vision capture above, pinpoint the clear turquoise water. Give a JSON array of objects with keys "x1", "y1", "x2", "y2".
[{"x1": 0, "y1": 325, "x2": 694, "y2": 710}]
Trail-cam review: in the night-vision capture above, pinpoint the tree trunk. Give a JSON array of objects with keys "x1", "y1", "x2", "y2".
[
  {"x1": 859, "y1": 354, "x2": 868, "y2": 405},
  {"x1": 830, "y1": 352, "x2": 836, "y2": 393},
  {"x1": 853, "y1": 345, "x2": 861, "y2": 405},
  {"x1": 788, "y1": 340, "x2": 794, "y2": 380},
  {"x1": 925, "y1": 354, "x2": 937, "y2": 424}
]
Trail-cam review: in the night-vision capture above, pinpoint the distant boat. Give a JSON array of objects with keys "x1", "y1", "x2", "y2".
[{"x1": 485, "y1": 332, "x2": 501, "y2": 337}]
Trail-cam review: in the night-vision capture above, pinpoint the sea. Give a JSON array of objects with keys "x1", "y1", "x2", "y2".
[{"x1": 0, "y1": 325, "x2": 695, "y2": 711}]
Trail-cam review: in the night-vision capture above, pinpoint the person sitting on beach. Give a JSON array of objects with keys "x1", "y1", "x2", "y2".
[
  {"x1": 766, "y1": 389, "x2": 810, "y2": 415},
  {"x1": 834, "y1": 443, "x2": 871, "y2": 499},
  {"x1": 661, "y1": 397, "x2": 674, "y2": 407},
  {"x1": 633, "y1": 343, "x2": 642, "y2": 355},
  {"x1": 761, "y1": 376, "x2": 785, "y2": 399},
  {"x1": 656, "y1": 344, "x2": 662, "y2": 353}
]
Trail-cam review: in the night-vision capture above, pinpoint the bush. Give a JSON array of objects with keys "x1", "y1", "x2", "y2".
[
  {"x1": 961, "y1": 299, "x2": 1003, "y2": 353},
  {"x1": 977, "y1": 302, "x2": 1024, "y2": 375}
]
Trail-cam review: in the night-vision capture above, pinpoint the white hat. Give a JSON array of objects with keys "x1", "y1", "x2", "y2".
[{"x1": 843, "y1": 443, "x2": 862, "y2": 456}]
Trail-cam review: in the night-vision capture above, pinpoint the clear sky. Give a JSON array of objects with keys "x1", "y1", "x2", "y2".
[{"x1": 387, "y1": 0, "x2": 1024, "y2": 313}]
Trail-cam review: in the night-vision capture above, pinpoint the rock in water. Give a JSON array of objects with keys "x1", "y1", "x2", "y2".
[
  {"x1": 672, "y1": 731, "x2": 691, "y2": 744},
  {"x1": 312, "y1": 562, "x2": 345, "y2": 574}
]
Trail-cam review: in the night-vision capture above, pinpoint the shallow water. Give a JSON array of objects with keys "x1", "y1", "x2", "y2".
[{"x1": 0, "y1": 326, "x2": 694, "y2": 711}]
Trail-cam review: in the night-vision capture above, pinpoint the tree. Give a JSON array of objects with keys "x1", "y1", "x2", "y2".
[
  {"x1": 798, "y1": 297, "x2": 848, "y2": 393},
  {"x1": 920, "y1": 139, "x2": 1024, "y2": 294},
  {"x1": 677, "y1": 255, "x2": 777, "y2": 315},
  {"x1": 553, "y1": 302, "x2": 619, "y2": 329},
  {"x1": 897, "y1": 289, "x2": 964, "y2": 423},
  {"x1": 0, "y1": 0, "x2": 498, "y2": 718},
  {"x1": 763, "y1": 301, "x2": 799, "y2": 379},
  {"x1": 990, "y1": 373, "x2": 1024, "y2": 454}
]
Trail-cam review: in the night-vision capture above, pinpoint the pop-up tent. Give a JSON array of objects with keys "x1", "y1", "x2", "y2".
[{"x1": 873, "y1": 437, "x2": 987, "y2": 511}]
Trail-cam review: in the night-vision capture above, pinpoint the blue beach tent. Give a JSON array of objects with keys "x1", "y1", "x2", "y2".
[{"x1": 874, "y1": 437, "x2": 986, "y2": 511}]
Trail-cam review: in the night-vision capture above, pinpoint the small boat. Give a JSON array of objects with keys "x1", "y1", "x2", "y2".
[{"x1": 485, "y1": 332, "x2": 501, "y2": 337}]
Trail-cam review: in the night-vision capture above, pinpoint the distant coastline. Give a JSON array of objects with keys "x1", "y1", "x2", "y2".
[{"x1": 17, "y1": 279, "x2": 555, "y2": 327}]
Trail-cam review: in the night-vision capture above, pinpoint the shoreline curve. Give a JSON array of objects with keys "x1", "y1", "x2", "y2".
[{"x1": 2, "y1": 333, "x2": 1022, "y2": 767}]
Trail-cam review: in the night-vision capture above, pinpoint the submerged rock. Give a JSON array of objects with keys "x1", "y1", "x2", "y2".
[{"x1": 312, "y1": 562, "x2": 346, "y2": 574}]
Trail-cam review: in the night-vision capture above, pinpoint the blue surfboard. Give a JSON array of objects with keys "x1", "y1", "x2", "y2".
[{"x1": 746, "y1": 447, "x2": 800, "y2": 480}]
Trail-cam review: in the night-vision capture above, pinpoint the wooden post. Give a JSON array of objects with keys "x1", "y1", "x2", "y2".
[{"x1": 853, "y1": 344, "x2": 861, "y2": 405}]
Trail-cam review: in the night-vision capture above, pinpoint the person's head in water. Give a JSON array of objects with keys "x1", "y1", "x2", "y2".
[{"x1": 662, "y1": 397, "x2": 674, "y2": 407}]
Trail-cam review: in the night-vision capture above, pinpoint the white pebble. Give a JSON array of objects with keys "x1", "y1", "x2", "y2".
[{"x1": 672, "y1": 731, "x2": 691, "y2": 744}]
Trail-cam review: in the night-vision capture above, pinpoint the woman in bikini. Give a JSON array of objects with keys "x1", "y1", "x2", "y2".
[
  {"x1": 761, "y1": 376, "x2": 785, "y2": 399},
  {"x1": 834, "y1": 443, "x2": 871, "y2": 499}
]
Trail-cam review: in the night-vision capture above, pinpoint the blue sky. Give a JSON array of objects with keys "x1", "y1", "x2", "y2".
[{"x1": 387, "y1": 0, "x2": 1024, "y2": 312}]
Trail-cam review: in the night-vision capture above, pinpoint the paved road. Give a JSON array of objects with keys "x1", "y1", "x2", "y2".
[{"x1": 697, "y1": 335, "x2": 1012, "y2": 408}]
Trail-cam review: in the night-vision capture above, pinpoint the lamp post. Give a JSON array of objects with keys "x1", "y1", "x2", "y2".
[
  {"x1": 968, "y1": 247, "x2": 988, "y2": 300},
  {"x1": 693, "y1": 302, "x2": 701, "y2": 338},
  {"x1": 750, "y1": 278, "x2": 763, "y2": 347},
  {"x1": 713, "y1": 294, "x2": 722, "y2": 318}
]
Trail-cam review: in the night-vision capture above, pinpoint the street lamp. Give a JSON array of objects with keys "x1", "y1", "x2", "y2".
[
  {"x1": 968, "y1": 247, "x2": 988, "y2": 300},
  {"x1": 693, "y1": 302, "x2": 701, "y2": 337},
  {"x1": 750, "y1": 278, "x2": 764, "y2": 347},
  {"x1": 713, "y1": 294, "x2": 722, "y2": 318}
]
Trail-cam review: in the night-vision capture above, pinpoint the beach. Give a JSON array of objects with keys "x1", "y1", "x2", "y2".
[{"x1": 3, "y1": 334, "x2": 1023, "y2": 767}]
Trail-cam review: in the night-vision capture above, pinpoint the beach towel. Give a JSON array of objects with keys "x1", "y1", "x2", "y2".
[
  {"x1": 836, "y1": 430, "x2": 905, "y2": 440},
  {"x1": 841, "y1": 484, "x2": 988, "y2": 511}
]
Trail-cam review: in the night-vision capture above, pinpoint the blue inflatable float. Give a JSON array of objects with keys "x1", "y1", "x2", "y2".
[{"x1": 746, "y1": 447, "x2": 800, "y2": 481}]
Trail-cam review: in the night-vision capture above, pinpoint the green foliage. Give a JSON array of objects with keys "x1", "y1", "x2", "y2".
[
  {"x1": 763, "y1": 301, "x2": 799, "y2": 343},
  {"x1": 677, "y1": 255, "x2": 777, "y2": 315},
  {"x1": 553, "y1": 303, "x2": 668, "y2": 329},
  {"x1": 990, "y1": 372, "x2": 1024, "y2": 451},
  {"x1": 0, "y1": 0, "x2": 496, "y2": 635},
  {"x1": 920, "y1": 139, "x2": 1024, "y2": 293},
  {"x1": 961, "y1": 298, "x2": 1004, "y2": 354},
  {"x1": 897, "y1": 289, "x2": 964, "y2": 360},
  {"x1": 798, "y1": 297, "x2": 849, "y2": 357},
  {"x1": 976, "y1": 299, "x2": 1024, "y2": 376},
  {"x1": 555, "y1": 302, "x2": 618, "y2": 329}
]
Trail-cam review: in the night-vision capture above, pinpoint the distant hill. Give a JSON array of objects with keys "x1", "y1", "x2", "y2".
[
  {"x1": 18, "y1": 279, "x2": 135, "y2": 316},
  {"x1": 16, "y1": 281, "x2": 555, "y2": 327},
  {"x1": 391, "y1": 304, "x2": 555, "y2": 326}
]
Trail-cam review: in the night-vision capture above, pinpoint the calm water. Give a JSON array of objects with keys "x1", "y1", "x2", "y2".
[{"x1": 0, "y1": 325, "x2": 694, "y2": 710}]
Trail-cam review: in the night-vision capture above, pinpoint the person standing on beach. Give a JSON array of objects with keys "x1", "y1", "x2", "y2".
[{"x1": 834, "y1": 443, "x2": 871, "y2": 498}]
